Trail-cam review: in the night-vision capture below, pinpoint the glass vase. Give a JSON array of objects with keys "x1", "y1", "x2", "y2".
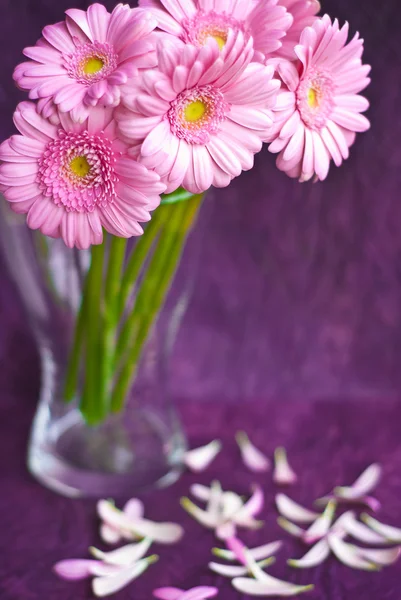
[{"x1": 0, "y1": 195, "x2": 206, "y2": 498}]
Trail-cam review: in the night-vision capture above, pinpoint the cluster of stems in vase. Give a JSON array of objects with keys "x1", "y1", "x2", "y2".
[{"x1": 64, "y1": 191, "x2": 203, "y2": 425}]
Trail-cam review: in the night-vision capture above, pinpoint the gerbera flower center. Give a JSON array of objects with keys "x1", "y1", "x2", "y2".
[
  {"x1": 38, "y1": 130, "x2": 118, "y2": 213},
  {"x1": 168, "y1": 85, "x2": 230, "y2": 144},
  {"x1": 66, "y1": 42, "x2": 118, "y2": 85},
  {"x1": 181, "y1": 10, "x2": 245, "y2": 50},
  {"x1": 296, "y1": 68, "x2": 335, "y2": 130},
  {"x1": 69, "y1": 155, "x2": 91, "y2": 177},
  {"x1": 82, "y1": 56, "x2": 105, "y2": 75}
]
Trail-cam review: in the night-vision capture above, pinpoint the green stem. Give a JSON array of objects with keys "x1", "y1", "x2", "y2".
[
  {"x1": 64, "y1": 290, "x2": 86, "y2": 403},
  {"x1": 110, "y1": 194, "x2": 203, "y2": 413},
  {"x1": 80, "y1": 242, "x2": 106, "y2": 425}
]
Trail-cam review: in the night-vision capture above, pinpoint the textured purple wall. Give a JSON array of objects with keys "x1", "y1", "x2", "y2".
[{"x1": 1, "y1": 0, "x2": 401, "y2": 404}]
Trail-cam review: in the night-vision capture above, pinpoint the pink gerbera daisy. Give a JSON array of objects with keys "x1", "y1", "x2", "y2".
[
  {"x1": 275, "y1": 0, "x2": 321, "y2": 59},
  {"x1": 266, "y1": 15, "x2": 371, "y2": 182},
  {"x1": 138, "y1": 0, "x2": 293, "y2": 61},
  {"x1": 117, "y1": 33, "x2": 280, "y2": 193},
  {"x1": 0, "y1": 102, "x2": 165, "y2": 249},
  {"x1": 13, "y1": 4, "x2": 158, "y2": 123}
]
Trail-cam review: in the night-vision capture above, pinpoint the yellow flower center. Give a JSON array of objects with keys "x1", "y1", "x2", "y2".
[
  {"x1": 307, "y1": 87, "x2": 319, "y2": 108},
  {"x1": 210, "y1": 33, "x2": 227, "y2": 50},
  {"x1": 184, "y1": 100, "x2": 207, "y2": 123},
  {"x1": 69, "y1": 155, "x2": 91, "y2": 178},
  {"x1": 83, "y1": 56, "x2": 104, "y2": 75}
]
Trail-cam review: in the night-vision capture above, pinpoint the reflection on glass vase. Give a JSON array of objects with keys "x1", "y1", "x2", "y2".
[{"x1": 0, "y1": 194, "x2": 208, "y2": 498}]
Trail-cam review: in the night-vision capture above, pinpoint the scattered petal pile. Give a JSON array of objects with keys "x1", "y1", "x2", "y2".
[
  {"x1": 181, "y1": 481, "x2": 264, "y2": 539},
  {"x1": 316, "y1": 463, "x2": 382, "y2": 512},
  {"x1": 54, "y1": 497, "x2": 183, "y2": 596}
]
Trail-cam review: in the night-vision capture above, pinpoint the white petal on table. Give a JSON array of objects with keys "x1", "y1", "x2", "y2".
[
  {"x1": 184, "y1": 440, "x2": 222, "y2": 473},
  {"x1": 361, "y1": 514, "x2": 401, "y2": 544},
  {"x1": 333, "y1": 511, "x2": 388, "y2": 545},
  {"x1": 358, "y1": 546, "x2": 400, "y2": 566},
  {"x1": 277, "y1": 517, "x2": 306, "y2": 538},
  {"x1": 90, "y1": 538, "x2": 153, "y2": 566},
  {"x1": 181, "y1": 497, "x2": 219, "y2": 529},
  {"x1": 209, "y1": 557, "x2": 275, "y2": 578},
  {"x1": 153, "y1": 587, "x2": 184, "y2": 600},
  {"x1": 276, "y1": 494, "x2": 319, "y2": 524},
  {"x1": 334, "y1": 464, "x2": 382, "y2": 499},
  {"x1": 190, "y1": 483, "x2": 211, "y2": 502},
  {"x1": 213, "y1": 541, "x2": 283, "y2": 562},
  {"x1": 327, "y1": 534, "x2": 381, "y2": 571},
  {"x1": 235, "y1": 485, "x2": 264, "y2": 523},
  {"x1": 236, "y1": 431, "x2": 270, "y2": 473},
  {"x1": 273, "y1": 448, "x2": 297, "y2": 485},
  {"x1": 92, "y1": 556, "x2": 156, "y2": 597},
  {"x1": 53, "y1": 559, "x2": 118, "y2": 581},
  {"x1": 232, "y1": 577, "x2": 314, "y2": 596},
  {"x1": 288, "y1": 538, "x2": 331, "y2": 568},
  {"x1": 180, "y1": 587, "x2": 219, "y2": 600},
  {"x1": 303, "y1": 500, "x2": 336, "y2": 543}
]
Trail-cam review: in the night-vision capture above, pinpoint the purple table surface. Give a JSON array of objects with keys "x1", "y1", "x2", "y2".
[{"x1": 1, "y1": 0, "x2": 401, "y2": 598}]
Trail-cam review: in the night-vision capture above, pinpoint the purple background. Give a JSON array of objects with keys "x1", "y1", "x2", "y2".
[{"x1": 1, "y1": 0, "x2": 401, "y2": 598}]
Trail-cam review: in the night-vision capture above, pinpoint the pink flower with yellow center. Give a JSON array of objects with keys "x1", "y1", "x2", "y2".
[
  {"x1": 266, "y1": 15, "x2": 371, "y2": 182},
  {"x1": 275, "y1": 0, "x2": 321, "y2": 59},
  {"x1": 117, "y1": 33, "x2": 280, "y2": 194},
  {"x1": 138, "y1": 0, "x2": 293, "y2": 61},
  {"x1": 13, "y1": 4, "x2": 158, "y2": 123},
  {"x1": 0, "y1": 102, "x2": 165, "y2": 249}
]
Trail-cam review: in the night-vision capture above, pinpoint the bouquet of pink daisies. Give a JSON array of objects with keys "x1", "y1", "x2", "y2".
[{"x1": 0, "y1": 0, "x2": 370, "y2": 423}]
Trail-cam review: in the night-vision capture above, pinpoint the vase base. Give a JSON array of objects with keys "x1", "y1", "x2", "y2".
[{"x1": 28, "y1": 407, "x2": 186, "y2": 498}]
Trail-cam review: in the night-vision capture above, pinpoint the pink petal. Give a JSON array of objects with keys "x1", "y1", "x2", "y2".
[
  {"x1": 235, "y1": 485, "x2": 264, "y2": 523},
  {"x1": 287, "y1": 538, "x2": 330, "y2": 568},
  {"x1": 180, "y1": 587, "x2": 219, "y2": 600},
  {"x1": 141, "y1": 120, "x2": 171, "y2": 157},
  {"x1": 278, "y1": 61, "x2": 300, "y2": 91},
  {"x1": 361, "y1": 514, "x2": 401, "y2": 544},
  {"x1": 153, "y1": 588, "x2": 184, "y2": 600},
  {"x1": 42, "y1": 22, "x2": 75, "y2": 53},
  {"x1": 92, "y1": 556, "x2": 157, "y2": 597},
  {"x1": 129, "y1": 518, "x2": 184, "y2": 544},
  {"x1": 9, "y1": 135, "x2": 45, "y2": 157},
  {"x1": 316, "y1": 494, "x2": 381, "y2": 512},
  {"x1": 100, "y1": 523, "x2": 121, "y2": 545},
  {"x1": 273, "y1": 447, "x2": 297, "y2": 485},
  {"x1": 87, "y1": 3, "x2": 110, "y2": 41},
  {"x1": 90, "y1": 538, "x2": 152, "y2": 566},
  {"x1": 53, "y1": 559, "x2": 102, "y2": 581},
  {"x1": 327, "y1": 534, "x2": 380, "y2": 571},
  {"x1": 334, "y1": 464, "x2": 382, "y2": 500},
  {"x1": 330, "y1": 107, "x2": 370, "y2": 132},
  {"x1": 303, "y1": 500, "x2": 336, "y2": 544},
  {"x1": 216, "y1": 521, "x2": 237, "y2": 540},
  {"x1": 236, "y1": 431, "x2": 270, "y2": 473},
  {"x1": 276, "y1": 494, "x2": 319, "y2": 524},
  {"x1": 190, "y1": 483, "x2": 212, "y2": 502},
  {"x1": 124, "y1": 498, "x2": 145, "y2": 521},
  {"x1": 184, "y1": 440, "x2": 222, "y2": 473}
]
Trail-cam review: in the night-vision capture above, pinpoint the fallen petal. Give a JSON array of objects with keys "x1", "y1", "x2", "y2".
[
  {"x1": 277, "y1": 517, "x2": 305, "y2": 539},
  {"x1": 334, "y1": 464, "x2": 381, "y2": 500},
  {"x1": 209, "y1": 561, "x2": 251, "y2": 578},
  {"x1": 90, "y1": 538, "x2": 153, "y2": 566},
  {"x1": 328, "y1": 534, "x2": 380, "y2": 571},
  {"x1": 190, "y1": 483, "x2": 214, "y2": 503},
  {"x1": 213, "y1": 541, "x2": 282, "y2": 563},
  {"x1": 207, "y1": 481, "x2": 224, "y2": 521},
  {"x1": 273, "y1": 448, "x2": 297, "y2": 485},
  {"x1": 131, "y1": 518, "x2": 184, "y2": 544},
  {"x1": 361, "y1": 514, "x2": 401, "y2": 543},
  {"x1": 181, "y1": 587, "x2": 219, "y2": 600},
  {"x1": 153, "y1": 587, "x2": 184, "y2": 600},
  {"x1": 303, "y1": 500, "x2": 336, "y2": 544},
  {"x1": 288, "y1": 538, "x2": 330, "y2": 568},
  {"x1": 235, "y1": 485, "x2": 264, "y2": 522},
  {"x1": 184, "y1": 440, "x2": 222, "y2": 473},
  {"x1": 232, "y1": 577, "x2": 314, "y2": 596},
  {"x1": 276, "y1": 494, "x2": 319, "y2": 524},
  {"x1": 100, "y1": 523, "x2": 122, "y2": 545},
  {"x1": 226, "y1": 536, "x2": 249, "y2": 565},
  {"x1": 124, "y1": 498, "x2": 145, "y2": 521},
  {"x1": 216, "y1": 521, "x2": 237, "y2": 540},
  {"x1": 333, "y1": 512, "x2": 387, "y2": 545},
  {"x1": 92, "y1": 555, "x2": 158, "y2": 597},
  {"x1": 358, "y1": 546, "x2": 400, "y2": 566},
  {"x1": 221, "y1": 491, "x2": 244, "y2": 521},
  {"x1": 181, "y1": 497, "x2": 219, "y2": 529},
  {"x1": 236, "y1": 432, "x2": 270, "y2": 473},
  {"x1": 53, "y1": 559, "x2": 105, "y2": 581}
]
